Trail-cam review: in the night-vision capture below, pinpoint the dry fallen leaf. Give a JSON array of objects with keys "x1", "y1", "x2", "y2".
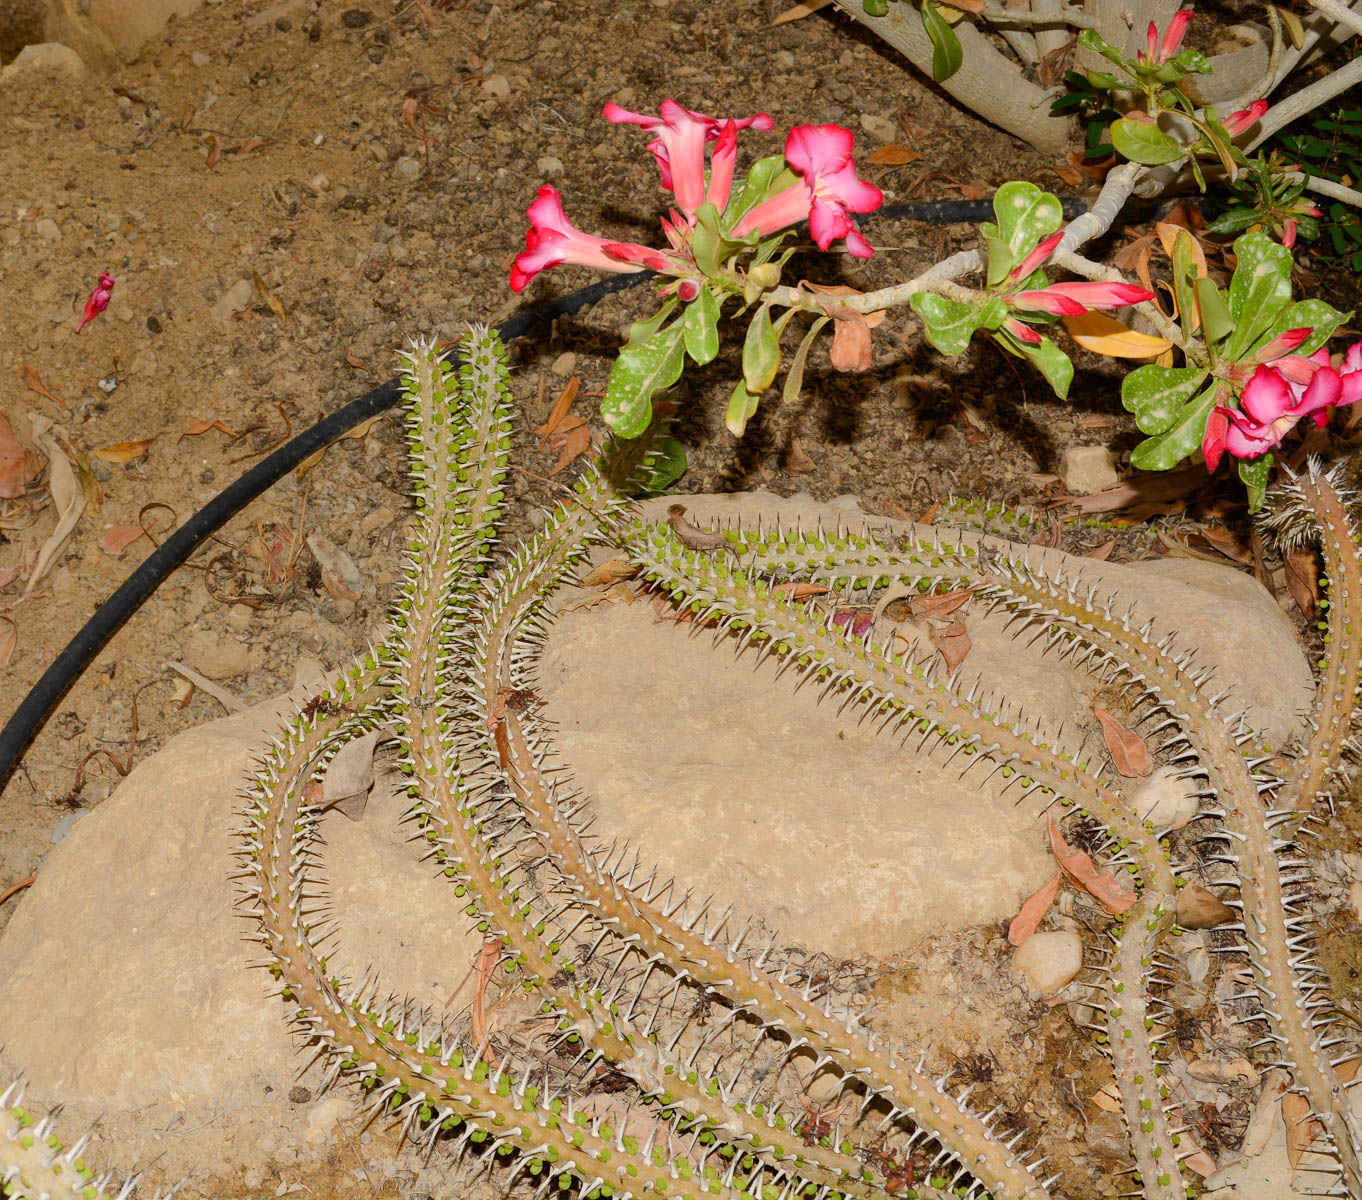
[
  {"x1": 1047, "y1": 814, "x2": 1137, "y2": 914},
  {"x1": 20, "y1": 362, "x2": 65, "y2": 408},
  {"x1": 1176, "y1": 883, "x2": 1236, "y2": 929},
  {"x1": 1198, "y1": 525, "x2": 1253, "y2": 564},
  {"x1": 181, "y1": 418, "x2": 240, "y2": 440},
  {"x1": 1008, "y1": 869, "x2": 1061, "y2": 946},
  {"x1": 534, "y1": 376, "x2": 581, "y2": 447},
  {"x1": 21, "y1": 416, "x2": 85, "y2": 602},
  {"x1": 910, "y1": 588, "x2": 974, "y2": 618},
  {"x1": 1283, "y1": 547, "x2": 1320, "y2": 617},
  {"x1": 935, "y1": 620, "x2": 971, "y2": 672},
  {"x1": 1086, "y1": 538, "x2": 1117, "y2": 561},
  {"x1": 1093, "y1": 706, "x2": 1153, "y2": 777},
  {"x1": 0, "y1": 564, "x2": 17, "y2": 590},
  {"x1": 786, "y1": 436, "x2": 815, "y2": 474},
  {"x1": 580, "y1": 559, "x2": 638, "y2": 587},
  {"x1": 203, "y1": 132, "x2": 222, "y2": 169},
  {"x1": 864, "y1": 144, "x2": 922, "y2": 166},
  {"x1": 829, "y1": 312, "x2": 875, "y2": 373},
  {"x1": 1282, "y1": 1089, "x2": 1319, "y2": 1180},
  {"x1": 0, "y1": 616, "x2": 15, "y2": 667},
  {"x1": 547, "y1": 420, "x2": 591, "y2": 476},
  {"x1": 0, "y1": 414, "x2": 37, "y2": 498},
  {"x1": 251, "y1": 270, "x2": 288, "y2": 321},
  {"x1": 771, "y1": 581, "x2": 829, "y2": 601},
  {"x1": 1089, "y1": 1082, "x2": 1123, "y2": 1113},
  {"x1": 1051, "y1": 164, "x2": 1083, "y2": 187},
  {"x1": 306, "y1": 531, "x2": 364, "y2": 602},
  {"x1": 322, "y1": 727, "x2": 386, "y2": 820},
  {"x1": 99, "y1": 525, "x2": 147, "y2": 556},
  {"x1": 344, "y1": 346, "x2": 367, "y2": 369},
  {"x1": 770, "y1": 0, "x2": 833, "y2": 24},
  {"x1": 93, "y1": 438, "x2": 155, "y2": 463}
]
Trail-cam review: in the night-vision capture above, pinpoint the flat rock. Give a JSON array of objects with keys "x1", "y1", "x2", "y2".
[
  {"x1": 0, "y1": 491, "x2": 1313, "y2": 1190},
  {"x1": 0, "y1": 42, "x2": 85, "y2": 85}
]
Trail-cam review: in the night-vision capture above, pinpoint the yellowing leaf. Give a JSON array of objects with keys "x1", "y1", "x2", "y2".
[
  {"x1": 1008, "y1": 869, "x2": 1061, "y2": 945},
  {"x1": 1093, "y1": 706, "x2": 1153, "y2": 777},
  {"x1": 1062, "y1": 311, "x2": 1172, "y2": 358},
  {"x1": 770, "y1": 0, "x2": 832, "y2": 24},
  {"x1": 251, "y1": 270, "x2": 287, "y2": 322},
  {"x1": 93, "y1": 438, "x2": 155, "y2": 463}
]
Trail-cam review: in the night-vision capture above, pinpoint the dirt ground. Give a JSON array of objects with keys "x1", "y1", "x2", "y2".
[{"x1": 2, "y1": 0, "x2": 1362, "y2": 1194}]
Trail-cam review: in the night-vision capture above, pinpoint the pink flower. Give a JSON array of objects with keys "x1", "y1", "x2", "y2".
[
  {"x1": 1009, "y1": 231, "x2": 1064, "y2": 280},
  {"x1": 603, "y1": 99, "x2": 773, "y2": 218},
  {"x1": 1201, "y1": 405, "x2": 1230, "y2": 472},
  {"x1": 1253, "y1": 326, "x2": 1311, "y2": 364},
  {"x1": 1282, "y1": 219, "x2": 1298, "y2": 250},
  {"x1": 706, "y1": 120, "x2": 738, "y2": 214},
  {"x1": 1214, "y1": 362, "x2": 1345, "y2": 460},
  {"x1": 1009, "y1": 280, "x2": 1153, "y2": 316},
  {"x1": 730, "y1": 124, "x2": 883, "y2": 257},
  {"x1": 509, "y1": 185, "x2": 673, "y2": 293},
  {"x1": 1141, "y1": 9, "x2": 1193, "y2": 64},
  {"x1": 74, "y1": 271, "x2": 115, "y2": 333},
  {"x1": 1223, "y1": 100, "x2": 1268, "y2": 137}
]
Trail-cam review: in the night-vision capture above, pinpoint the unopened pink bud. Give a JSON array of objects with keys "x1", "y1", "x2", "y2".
[{"x1": 75, "y1": 270, "x2": 115, "y2": 333}]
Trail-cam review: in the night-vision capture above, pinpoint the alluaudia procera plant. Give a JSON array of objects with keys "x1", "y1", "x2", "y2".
[{"x1": 13, "y1": 326, "x2": 1350, "y2": 1199}]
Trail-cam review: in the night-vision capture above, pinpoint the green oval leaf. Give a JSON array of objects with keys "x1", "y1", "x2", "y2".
[
  {"x1": 742, "y1": 303, "x2": 781, "y2": 394},
  {"x1": 1110, "y1": 118, "x2": 1185, "y2": 165},
  {"x1": 683, "y1": 287, "x2": 721, "y2": 366},
  {"x1": 1016, "y1": 334, "x2": 1073, "y2": 400},
  {"x1": 990, "y1": 181, "x2": 1064, "y2": 260},
  {"x1": 725, "y1": 378, "x2": 759, "y2": 437},
  {"x1": 1259, "y1": 298, "x2": 1351, "y2": 357},
  {"x1": 601, "y1": 324, "x2": 686, "y2": 439},
  {"x1": 1225, "y1": 231, "x2": 1294, "y2": 358},
  {"x1": 1238, "y1": 453, "x2": 1272, "y2": 512},
  {"x1": 1129, "y1": 381, "x2": 1220, "y2": 470},
  {"x1": 921, "y1": 0, "x2": 963, "y2": 81},
  {"x1": 910, "y1": 292, "x2": 981, "y2": 356},
  {"x1": 1121, "y1": 365, "x2": 1209, "y2": 435}
]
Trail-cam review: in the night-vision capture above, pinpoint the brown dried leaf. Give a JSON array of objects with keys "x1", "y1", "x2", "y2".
[
  {"x1": 786, "y1": 436, "x2": 815, "y2": 473},
  {"x1": 1089, "y1": 1082, "x2": 1123, "y2": 1113},
  {"x1": 1086, "y1": 538, "x2": 1117, "y2": 561},
  {"x1": 344, "y1": 346, "x2": 367, "y2": 369},
  {"x1": 829, "y1": 312, "x2": 873, "y2": 373},
  {"x1": 910, "y1": 588, "x2": 974, "y2": 618},
  {"x1": 1047, "y1": 814, "x2": 1137, "y2": 914},
  {"x1": 1282, "y1": 1090, "x2": 1320, "y2": 1180},
  {"x1": 1176, "y1": 884, "x2": 1235, "y2": 929},
  {"x1": 547, "y1": 420, "x2": 592, "y2": 476},
  {"x1": 935, "y1": 620, "x2": 971, "y2": 672},
  {"x1": 771, "y1": 581, "x2": 829, "y2": 601},
  {"x1": 322, "y1": 727, "x2": 385, "y2": 820},
  {"x1": 0, "y1": 415, "x2": 34, "y2": 498},
  {"x1": 203, "y1": 132, "x2": 222, "y2": 169},
  {"x1": 306, "y1": 531, "x2": 364, "y2": 602},
  {"x1": 181, "y1": 418, "x2": 240, "y2": 439},
  {"x1": 93, "y1": 438, "x2": 155, "y2": 463},
  {"x1": 1008, "y1": 869, "x2": 1061, "y2": 946},
  {"x1": 21, "y1": 417, "x2": 84, "y2": 600},
  {"x1": 864, "y1": 144, "x2": 922, "y2": 166},
  {"x1": 1199, "y1": 525, "x2": 1253, "y2": 564},
  {"x1": 1093, "y1": 706, "x2": 1153, "y2": 777},
  {"x1": 99, "y1": 525, "x2": 146, "y2": 556},
  {"x1": 0, "y1": 616, "x2": 15, "y2": 667},
  {"x1": 534, "y1": 376, "x2": 580, "y2": 447},
  {"x1": 1051, "y1": 164, "x2": 1083, "y2": 187},
  {"x1": 251, "y1": 270, "x2": 287, "y2": 321},
  {"x1": 1283, "y1": 547, "x2": 1319, "y2": 617},
  {"x1": 0, "y1": 564, "x2": 17, "y2": 590},
  {"x1": 604, "y1": 582, "x2": 635, "y2": 605},
  {"x1": 20, "y1": 362, "x2": 65, "y2": 408},
  {"x1": 770, "y1": 0, "x2": 833, "y2": 25},
  {"x1": 581, "y1": 559, "x2": 638, "y2": 587},
  {"x1": 238, "y1": 138, "x2": 270, "y2": 153}
]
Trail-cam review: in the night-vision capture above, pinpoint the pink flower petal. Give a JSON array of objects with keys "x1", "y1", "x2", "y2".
[
  {"x1": 1010, "y1": 231, "x2": 1064, "y2": 280},
  {"x1": 1239, "y1": 363, "x2": 1293, "y2": 424},
  {"x1": 1008, "y1": 289, "x2": 1088, "y2": 317},
  {"x1": 1041, "y1": 281, "x2": 1154, "y2": 308},
  {"x1": 1158, "y1": 9, "x2": 1193, "y2": 63}
]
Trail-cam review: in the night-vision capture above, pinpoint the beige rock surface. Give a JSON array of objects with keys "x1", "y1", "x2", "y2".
[
  {"x1": 0, "y1": 39, "x2": 82, "y2": 83},
  {"x1": 0, "y1": 491, "x2": 1315, "y2": 1189}
]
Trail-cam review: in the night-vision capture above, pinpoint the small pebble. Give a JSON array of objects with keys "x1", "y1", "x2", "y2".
[
  {"x1": 550, "y1": 351, "x2": 576, "y2": 377},
  {"x1": 1012, "y1": 930, "x2": 1083, "y2": 995},
  {"x1": 393, "y1": 156, "x2": 422, "y2": 183},
  {"x1": 190, "y1": 50, "x2": 210, "y2": 67},
  {"x1": 1061, "y1": 445, "x2": 1119, "y2": 495},
  {"x1": 341, "y1": 9, "x2": 371, "y2": 28},
  {"x1": 859, "y1": 113, "x2": 897, "y2": 143},
  {"x1": 1130, "y1": 765, "x2": 1198, "y2": 830}
]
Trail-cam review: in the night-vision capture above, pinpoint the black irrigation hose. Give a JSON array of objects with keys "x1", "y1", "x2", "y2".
[{"x1": 0, "y1": 196, "x2": 1094, "y2": 790}]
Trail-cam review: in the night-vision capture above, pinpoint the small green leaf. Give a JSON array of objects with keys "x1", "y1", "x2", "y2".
[
  {"x1": 989, "y1": 181, "x2": 1064, "y2": 260},
  {"x1": 921, "y1": 0, "x2": 963, "y2": 81},
  {"x1": 1238, "y1": 453, "x2": 1273, "y2": 511},
  {"x1": 1194, "y1": 276, "x2": 1234, "y2": 344},
  {"x1": 624, "y1": 299, "x2": 679, "y2": 349},
  {"x1": 782, "y1": 316, "x2": 830, "y2": 407},
  {"x1": 601, "y1": 323, "x2": 686, "y2": 439},
  {"x1": 1169, "y1": 230, "x2": 1202, "y2": 343},
  {"x1": 726, "y1": 379, "x2": 759, "y2": 437},
  {"x1": 1205, "y1": 207, "x2": 1262, "y2": 235},
  {"x1": 1110, "y1": 118, "x2": 1185, "y2": 166},
  {"x1": 1225, "y1": 231, "x2": 1294, "y2": 357},
  {"x1": 978, "y1": 296, "x2": 1008, "y2": 331},
  {"x1": 984, "y1": 235, "x2": 1014, "y2": 287},
  {"x1": 862, "y1": 0, "x2": 889, "y2": 13},
  {"x1": 1129, "y1": 381, "x2": 1220, "y2": 470},
  {"x1": 1077, "y1": 28, "x2": 1128, "y2": 71},
  {"x1": 1084, "y1": 69, "x2": 1125, "y2": 90},
  {"x1": 683, "y1": 287, "x2": 721, "y2": 366},
  {"x1": 691, "y1": 204, "x2": 723, "y2": 278},
  {"x1": 1016, "y1": 334, "x2": 1074, "y2": 399},
  {"x1": 910, "y1": 292, "x2": 981, "y2": 355},
  {"x1": 1121, "y1": 365, "x2": 1209, "y2": 435},
  {"x1": 1258, "y1": 299, "x2": 1351, "y2": 357},
  {"x1": 742, "y1": 303, "x2": 781, "y2": 394}
]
